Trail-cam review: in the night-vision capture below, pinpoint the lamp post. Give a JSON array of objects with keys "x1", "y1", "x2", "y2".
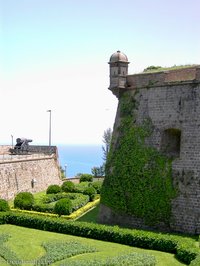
[
  {"x1": 11, "y1": 135, "x2": 13, "y2": 148},
  {"x1": 47, "y1": 110, "x2": 52, "y2": 146},
  {"x1": 64, "y1": 164, "x2": 67, "y2": 178}
]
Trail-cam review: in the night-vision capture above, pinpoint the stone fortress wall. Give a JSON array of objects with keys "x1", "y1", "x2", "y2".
[
  {"x1": 99, "y1": 50, "x2": 200, "y2": 234},
  {"x1": 0, "y1": 146, "x2": 62, "y2": 200}
]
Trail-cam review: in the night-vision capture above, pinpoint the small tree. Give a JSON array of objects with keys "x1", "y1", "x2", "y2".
[
  {"x1": 91, "y1": 164, "x2": 105, "y2": 177},
  {"x1": 102, "y1": 128, "x2": 112, "y2": 161},
  {"x1": 60, "y1": 166, "x2": 65, "y2": 179}
]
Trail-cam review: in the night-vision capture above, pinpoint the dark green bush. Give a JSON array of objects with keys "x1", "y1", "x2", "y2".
[
  {"x1": 46, "y1": 184, "x2": 61, "y2": 194},
  {"x1": 83, "y1": 187, "x2": 97, "y2": 201},
  {"x1": 61, "y1": 181, "x2": 75, "y2": 193},
  {"x1": 54, "y1": 198, "x2": 72, "y2": 216},
  {"x1": 14, "y1": 192, "x2": 34, "y2": 210},
  {"x1": 90, "y1": 181, "x2": 103, "y2": 194},
  {"x1": 80, "y1": 174, "x2": 93, "y2": 183},
  {"x1": 0, "y1": 199, "x2": 10, "y2": 212}
]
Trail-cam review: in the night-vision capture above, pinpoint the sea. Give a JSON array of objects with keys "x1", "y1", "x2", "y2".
[{"x1": 57, "y1": 145, "x2": 103, "y2": 178}]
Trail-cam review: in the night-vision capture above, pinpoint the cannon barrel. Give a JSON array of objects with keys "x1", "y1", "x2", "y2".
[{"x1": 16, "y1": 138, "x2": 32, "y2": 144}]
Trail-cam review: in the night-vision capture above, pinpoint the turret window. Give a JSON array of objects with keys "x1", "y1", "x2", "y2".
[{"x1": 160, "y1": 128, "x2": 181, "y2": 158}]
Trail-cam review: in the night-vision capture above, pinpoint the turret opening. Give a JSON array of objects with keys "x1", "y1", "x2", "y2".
[{"x1": 160, "y1": 128, "x2": 181, "y2": 158}]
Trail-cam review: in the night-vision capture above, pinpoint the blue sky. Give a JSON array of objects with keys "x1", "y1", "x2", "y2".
[{"x1": 1, "y1": 0, "x2": 200, "y2": 145}]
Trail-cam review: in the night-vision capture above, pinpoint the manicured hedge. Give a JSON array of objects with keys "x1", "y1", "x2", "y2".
[
  {"x1": 32, "y1": 193, "x2": 89, "y2": 214},
  {"x1": 0, "y1": 212, "x2": 198, "y2": 265}
]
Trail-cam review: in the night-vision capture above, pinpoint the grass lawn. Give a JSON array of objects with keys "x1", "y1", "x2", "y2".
[
  {"x1": 77, "y1": 204, "x2": 100, "y2": 222},
  {"x1": 0, "y1": 224, "x2": 186, "y2": 266}
]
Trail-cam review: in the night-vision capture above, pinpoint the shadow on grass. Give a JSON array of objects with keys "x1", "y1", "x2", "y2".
[{"x1": 77, "y1": 205, "x2": 100, "y2": 223}]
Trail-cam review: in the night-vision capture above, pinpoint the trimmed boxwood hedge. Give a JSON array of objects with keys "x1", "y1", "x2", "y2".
[
  {"x1": 0, "y1": 212, "x2": 198, "y2": 265},
  {"x1": 32, "y1": 193, "x2": 89, "y2": 214}
]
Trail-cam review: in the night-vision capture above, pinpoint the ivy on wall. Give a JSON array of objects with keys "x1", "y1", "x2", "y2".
[{"x1": 101, "y1": 92, "x2": 177, "y2": 226}]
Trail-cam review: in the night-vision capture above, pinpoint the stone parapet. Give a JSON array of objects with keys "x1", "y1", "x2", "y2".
[{"x1": 126, "y1": 66, "x2": 200, "y2": 90}]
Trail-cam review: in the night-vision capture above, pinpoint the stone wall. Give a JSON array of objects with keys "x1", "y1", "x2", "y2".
[
  {"x1": 0, "y1": 149, "x2": 62, "y2": 200},
  {"x1": 0, "y1": 146, "x2": 12, "y2": 155},
  {"x1": 126, "y1": 66, "x2": 200, "y2": 90},
  {"x1": 100, "y1": 65, "x2": 200, "y2": 234}
]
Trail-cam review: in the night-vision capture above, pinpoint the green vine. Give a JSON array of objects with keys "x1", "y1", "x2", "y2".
[{"x1": 101, "y1": 92, "x2": 177, "y2": 226}]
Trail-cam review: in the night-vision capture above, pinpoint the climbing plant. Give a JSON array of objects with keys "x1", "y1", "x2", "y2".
[{"x1": 101, "y1": 92, "x2": 177, "y2": 226}]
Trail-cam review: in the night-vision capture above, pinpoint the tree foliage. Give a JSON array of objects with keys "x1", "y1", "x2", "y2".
[{"x1": 102, "y1": 128, "x2": 112, "y2": 161}]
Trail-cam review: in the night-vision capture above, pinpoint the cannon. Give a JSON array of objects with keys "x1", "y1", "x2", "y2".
[{"x1": 9, "y1": 138, "x2": 33, "y2": 154}]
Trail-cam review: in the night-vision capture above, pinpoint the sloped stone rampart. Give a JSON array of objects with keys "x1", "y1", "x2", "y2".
[{"x1": 100, "y1": 64, "x2": 200, "y2": 234}]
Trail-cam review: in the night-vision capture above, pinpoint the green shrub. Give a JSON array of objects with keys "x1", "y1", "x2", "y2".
[
  {"x1": 46, "y1": 184, "x2": 61, "y2": 194},
  {"x1": 14, "y1": 192, "x2": 34, "y2": 210},
  {"x1": 1, "y1": 212, "x2": 199, "y2": 265},
  {"x1": 83, "y1": 187, "x2": 97, "y2": 201},
  {"x1": 0, "y1": 199, "x2": 10, "y2": 212},
  {"x1": 75, "y1": 182, "x2": 90, "y2": 193},
  {"x1": 90, "y1": 181, "x2": 103, "y2": 194},
  {"x1": 54, "y1": 198, "x2": 72, "y2": 216},
  {"x1": 61, "y1": 181, "x2": 75, "y2": 193},
  {"x1": 80, "y1": 174, "x2": 93, "y2": 183}
]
